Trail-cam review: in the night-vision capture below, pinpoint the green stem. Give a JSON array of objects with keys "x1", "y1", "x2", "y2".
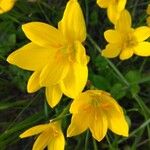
[
  {"x1": 92, "y1": 138, "x2": 98, "y2": 150},
  {"x1": 85, "y1": 130, "x2": 90, "y2": 150},
  {"x1": 51, "y1": 103, "x2": 71, "y2": 122}
]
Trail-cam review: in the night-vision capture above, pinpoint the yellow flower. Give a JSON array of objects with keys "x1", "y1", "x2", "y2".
[
  {"x1": 0, "y1": 0, "x2": 16, "y2": 14},
  {"x1": 146, "y1": 4, "x2": 150, "y2": 27},
  {"x1": 146, "y1": 4, "x2": 150, "y2": 15},
  {"x1": 102, "y1": 10, "x2": 150, "y2": 60},
  {"x1": 7, "y1": 0, "x2": 88, "y2": 107},
  {"x1": 97, "y1": 0, "x2": 127, "y2": 24},
  {"x1": 147, "y1": 16, "x2": 150, "y2": 27},
  {"x1": 67, "y1": 90, "x2": 129, "y2": 141},
  {"x1": 20, "y1": 122, "x2": 65, "y2": 150}
]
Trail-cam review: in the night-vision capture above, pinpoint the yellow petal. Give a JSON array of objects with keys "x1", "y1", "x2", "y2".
[
  {"x1": 33, "y1": 128, "x2": 51, "y2": 150},
  {"x1": 67, "y1": 112, "x2": 89, "y2": 137},
  {"x1": 134, "y1": 26, "x2": 150, "y2": 42},
  {"x1": 74, "y1": 41, "x2": 88, "y2": 65},
  {"x1": 89, "y1": 108, "x2": 108, "y2": 141},
  {"x1": 97, "y1": 0, "x2": 109, "y2": 8},
  {"x1": 146, "y1": 16, "x2": 150, "y2": 27},
  {"x1": 146, "y1": 4, "x2": 150, "y2": 15},
  {"x1": 104, "y1": 30, "x2": 121, "y2": 43},
  {"x1": 119, "y1": 48, "x2": 133, "y2": 60},
  {"x1": 70, "y1": 92, "x2": 91, "y2": 114},
  {"x1": 134, "y1": 42, "x2": 150, "y2": 56},
  {"x1": 117, "y1": 0, "x2": 127, "y2": 12},
  {"x1": 58, "y1": 0, "x2": 86, "y2": 42},
  {"x1": 27, "y1": 71, "x2": 41, "y2": 93},
  {"x1": 0, "y1": 0, "x2": 16, "y2": 14},
  {"x1": 101, "y1": 94, "x2": 129, "y2": 136},
  {"x1": 48, "y1": 132, "x2": 65, "y2": 150},
  {"x1": 60, "y1": 62, "x2": 88, "y2": 98},
  {"x1": 115, "y1": 9, "x2": 131, "y2": 32},
  {"x1": 107, "y1": 4, "x2": 120, "y2": 24},
  {"x1": 46, "y1": 85, "x2": 63, "y2": 108},
  {"x1": 40, "y1": 57, "x2": 69, "y2": 86},
  {"x1": 22, "y1": 22, "x2": 63, "y2": 48},
  {"x1": 20, "y1": 124, "x2": 50, "y2": 138},
  {"x1": 102, "y1": 44, "x2": 121, "y2": 58},
  {"x1": 7, "y1": 42, "x2": 50, "y2": 71}
]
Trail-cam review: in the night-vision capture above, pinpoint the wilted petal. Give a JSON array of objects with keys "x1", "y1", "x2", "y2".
[
  {"x1": 134, "y1": 42, "x2": 150, "y2": 56},
  {"x1": 22, "y1": 22, "x2": 63, "y2": 48},
  {"x1": 20, "y1": 124, "x2": 50, "y2": 138},
  {"x1": 58, "y1": 0, "x2": 86, "y2": 42},
  {"x1": 7, "y1": 42, "x2": 50, "y2": 71},
  {"x1": 134, "y1": 26, "x2": 150, "y2": 42},
  {"x1": 46, "y1": 85, "x2": 63, "y2": 108}
]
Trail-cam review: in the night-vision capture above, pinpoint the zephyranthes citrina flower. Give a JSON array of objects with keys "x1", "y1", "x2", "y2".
[
  {"x1": 7, "y1": 0, "x2": 88, "y2": 107},
  {"x1": 146, "y1": 4, "x2": 150, "y2": 26},
  {"x1": 97, "y1": 0, "x2": 127, "y2": 24},
  {"x1": 102, "y1": 10, "x2": 150, "y2": 60},
  {"x1": 0, "y1": 0, "x2": 16, "y2": 14},
  {"x1": 67, "y1": 90, "x2": 129, "y2": 141},
  {"x1": 20, "y1": 122, "x2": 65, "y2": 150}
]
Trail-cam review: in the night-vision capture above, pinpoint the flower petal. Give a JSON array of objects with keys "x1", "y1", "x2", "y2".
[
  {"x1": 67, "y1": 112, "x2": 89, "y2": 137},
  {"x1": 48, "y1": 132, "x2": 65, "y2": 150},
  {"x1": 33, "y1": 128, "x2": 51, "y2": 150},
  {"x1": 146, "y1": 4, "x2": 150, "y2": 15},
  {"x1": 107, "y1": 4, "x2": 120, "y2": 24},
  {"x1": 134, "y1": 42, "x2": 150, "y2": 56},
  {"x1": 134, "y1": 26, "x2": 150, "y2": 42},
  {"x1": 119, "y1": 48, "x2": 133, "y2": 60},
  {"x1": 89, "y1": 108, "x2": 108, "y2": 141},
  {"x1": 0, "y1": 0, "x2": 16, "y2": 14},
  {"x1": 74, "y1": 41, "x2": 89, "y2": 65},
  {"x1": 58, "y1": 0, "x2": 86, "y2": 42},
  {"x1": 27, "y1": 71, "x2": 41, "y2": 93},
  {"x1": 115, "y1": 9, "x2": 131, "y2": 32},
  {"x1": 97, "y1": 0, "x2": 109, "y2": 8},
  {"x1": 117, "y1": 0, "x2": 127, "y2": 12},
  {"x1": 104, "y1": 30, "x2": 121, "y2": 43},
  {"x1": 70, "y1": 92, "x2": 91, "y2": 114},
  {"x1": 20, "y1": 124, "x2": 50, "y2": 138},
  {"x1": 102, "y1": 44, "x2": 121, "y2": 58},
  {"x1": 61, "y1": 62, "x2": 88, "y2": 98},
  {"x1": 146, "y1": 16, "x2": 150, "y2": 27},
  {"x1": 101, "y1": 94, "x2": 129, "y2": 136},
  {"x1": 22, "y1": 22, "x2": 63, "y2": 48},
  {"x1": 46, "y1": 85, "x2": 63, "y2": 108},
  {"x1": 40, "y1": 57, "x2": 69, "y2": 86},
  {"x1": 7, "y1": 42, "x2": 50, "y2": 71}
]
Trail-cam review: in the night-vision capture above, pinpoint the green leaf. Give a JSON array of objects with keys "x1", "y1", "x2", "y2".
[
  {"x1": 92, "y1": 75, "x2": 111, "y2": 90},
  {"x1": 110, "y1": 83, "x2": 126, "y2": 100}
]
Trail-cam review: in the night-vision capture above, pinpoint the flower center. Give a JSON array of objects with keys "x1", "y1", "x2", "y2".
[{"x1": 122, "y1": 32, "x2": 137, "y2": 49}]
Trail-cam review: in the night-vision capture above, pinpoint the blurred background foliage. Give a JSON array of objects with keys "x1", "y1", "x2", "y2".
[{"x1": 0, "y1": 0, "x2": 150, "y2": 149}]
